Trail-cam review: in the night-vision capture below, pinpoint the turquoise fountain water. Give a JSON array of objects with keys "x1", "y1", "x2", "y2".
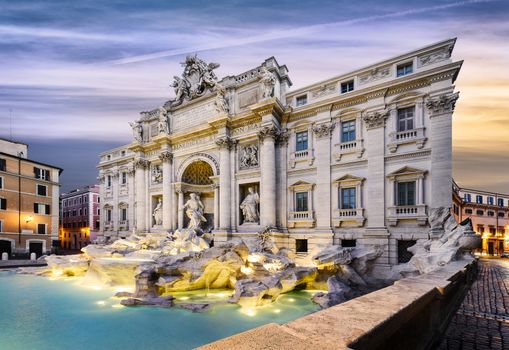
[{"x1": 0, "y1": 270, "x2": 319, "y2": 350}]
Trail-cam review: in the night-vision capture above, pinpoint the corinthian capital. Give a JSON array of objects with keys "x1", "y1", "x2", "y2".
[
  {"x1": 426, "y1": 92, "x2": 459, "y2": 116},
  {"x1": 257, "y1": 125, "x2": 279, "y2": 142},
  {"x1": 312, "y1": 122, "x2": 335, "y2": 138},
  {"x1": 159, "y1": 151, "x2": 173, "y2": 163},
  {"x1": 362, "y1": 110, "x2": 389, "y2": 130},
  {"x1": 134, "y1": 159, "x2": 150, "y2": 169},
  {"x1": 215, "y1": 136, "x2": 236, "y2": 150}
]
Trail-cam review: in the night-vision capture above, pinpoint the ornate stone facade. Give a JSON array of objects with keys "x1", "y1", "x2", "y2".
[{"x1": 98, "y1": 38, "x2": 462, "y2": 268}]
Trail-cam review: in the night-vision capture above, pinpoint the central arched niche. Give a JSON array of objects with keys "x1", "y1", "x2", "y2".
[
  {"x1": 180, "y1": 160, "x2": 215, "y2": 231},
  {"x1": 181, "y1": 160, "x2": 214, "y2": 185}
]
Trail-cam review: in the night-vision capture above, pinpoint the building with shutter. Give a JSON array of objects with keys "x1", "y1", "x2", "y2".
[
  {"x1": 59, "y1": 185, "x2": 100, "y2": 250},
  {"x1": 0, "y1": 138, "x2": 62, "y2": 258}
]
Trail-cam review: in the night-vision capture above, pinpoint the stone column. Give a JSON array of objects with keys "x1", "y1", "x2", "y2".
[
  {"x1": 258, "y1": 126, "x2": 278, "y2": 227},
  {"x1": 127, "y1": 167, "x2": 135, "y2": 232},
  {"x1": 112, "y1": 171, "x2": 119, "y2": 234},
  {"x1": 312, "y1": 122, "x2": 335, "y2": 231},
  {"x1": 216, "y1": 137, "x2": 233, "y2": 231},
  {"x1": 160, "y1": 151, "x2": 173, "y2": 231},
  {"x1": 213, "y1": 185, "x2": 220, "y2": 229},
  {"x1": 362, "y1": 110, "x2": 390, "y2": 265},
  {"x1": 277, "y1": 131, "x2": 289, "y2": 229},
  {"x1": 426, "y1": 92, "x2": 459, "y2": 236},
  {"x1": 177, "y1": 189, "x2": 184, "y2": 230},
  {"x1": 134, "y1": 159, "x2": 149, "y2": 232}
]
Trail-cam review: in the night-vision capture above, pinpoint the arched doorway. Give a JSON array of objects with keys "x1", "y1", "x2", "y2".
[{"x1": 179, "y1": 160, "x2": 216, "y2": 231}]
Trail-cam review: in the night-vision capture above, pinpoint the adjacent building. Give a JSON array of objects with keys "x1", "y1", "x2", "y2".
[
  {"x1": 452, "y1": 180, "x2": 509, "y2": 256},
  {"x1": 60, "y1": 185, "x2": 100, "y2": 250},
  {"x1": 98, "y1": 39, "x2": 462, "y2": 269},
  {"x1": 0, "y1": 138, "x2": 62, "y2": 258}
]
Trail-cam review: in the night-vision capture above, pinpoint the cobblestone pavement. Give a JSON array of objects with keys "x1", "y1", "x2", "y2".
[{"x1": 438, "y1": 259, "x2": 509, "y2": 350}]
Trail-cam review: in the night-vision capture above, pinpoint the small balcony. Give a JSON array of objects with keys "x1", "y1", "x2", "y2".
[
  {"x1": 387, "y1": 127, "x2": 426, "y2": 153},
  {"x1": 332, "y1": 208, "x2": 365, "y2": 227},
  {"x1": 333, "y1": 140, "x2": 364, "y2": 161},
  {"x1": 288, "y1": 211, "x2": 315, "y2": 228},
  {"x1": 289, "y1": 149, "x2": 315, "y2": 168},
  {"x1": 387, "y1": 205, "x2": 427, "y2": 226}
]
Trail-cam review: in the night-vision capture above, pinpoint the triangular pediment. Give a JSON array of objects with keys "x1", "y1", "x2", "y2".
[
  {"x1": 388, "y1": 166, "x2": 426, "y2": 176},
  {"x1": 334, "y1": 174, "x2": 365, "y2": 183}
]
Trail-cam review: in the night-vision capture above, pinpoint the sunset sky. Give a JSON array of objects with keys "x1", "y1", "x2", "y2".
[{"x1": 0, "y1": 0, "x2": 508, "y2": 193}]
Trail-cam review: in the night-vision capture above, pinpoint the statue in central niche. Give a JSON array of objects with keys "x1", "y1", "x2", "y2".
[
  {"x1": 183, "y1": 193, "x2": 207, "y2": 230},
  {"x1": 240, "y1": 187, "x2": 260, "y2": 223}
]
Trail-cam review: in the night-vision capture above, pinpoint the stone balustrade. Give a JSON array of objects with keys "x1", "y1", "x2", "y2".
[{"x1": 198, "y1": 259, "x2": 478, "y2": 350}]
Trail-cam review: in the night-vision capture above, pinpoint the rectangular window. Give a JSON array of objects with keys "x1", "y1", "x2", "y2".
[
  {"x1": 37, "y1": 223, "x2": 46, "y2": 235},
  {"x1": 498, "y1": 198, "x2": 504, "y2": 207},
  {"x1": 341, "y1": 187, "x2": 356, "y2": 209},
  {"x1": 295, "y1": 131, "x2": 308, "y2": 152},
  {"x1": 34, "y1": 167, "x2": 50, "y2": 181},
  {"x1": 0, "y1": 198, "x2": 4, "y2": 210},
  {"x1": 121, "y1": 208, "x2": 127, "y2": 221},
  {"x1": 295, "y1": 239, "x2": 308, "y2": 253},
  {"x1": 488, "y1": 197, "x2": 494, "y2": 205},
  {"x1": 296, "y1": 95, "x2": 307, "y2": 106},
  {"x1": 397, "y1": 107, "x2": 415, "y2": 132},
  {"x1": 121, "y1": 172, "x2": 127, "y2": 184},
  {"x1": 340, "y1": 80, "x2": 354, "y2": 94},
  {"x1": 396, "y1": 62, "x2": 413, "y2": 77},
  {"x1": 476, "y1": 195, "x2": 483, "y2": 204},
  {"x1": 37, "y1": 184, "x2": 47, "y2": 196},
  {"x1": 341, "y1": 239, "x2": 356, "y2": 248},
  {"x1": 295, "y1": 192, "x2": 309, "y2": 212},
  {"x1": 341, "y1": 120, "x2": 356, "y2": 143},
  {"x1": 397, "y1": 181, "x2": 416, "y2": 206},
  {"x1": 0, "y1": 159, "x2": 5, "y2": 172}
]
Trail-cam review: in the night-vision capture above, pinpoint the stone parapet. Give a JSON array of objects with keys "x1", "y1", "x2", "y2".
[{"x1": 197, "y1": 259, "x2": 477, "y2": 350}]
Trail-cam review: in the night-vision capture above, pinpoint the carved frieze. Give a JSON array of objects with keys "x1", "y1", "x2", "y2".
[
  {"x1": 425, "y1": 92, "x2": 459, "y2": 116},
  {"x1": 312, "y1": 122, "x2": 335, "y2": 138},
  {"x1": 362, "y1": 110, "x2": 389, "y2": 130},
  {"x1": 359, "y1": 67, "x2": 390, "y2": 85}
]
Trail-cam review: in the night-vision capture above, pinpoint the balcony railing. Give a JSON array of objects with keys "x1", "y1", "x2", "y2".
[
  {"x1": 288, "y1": 211, "x2": 315, "y2": 228},
  {"x1": 388, "y1": 128, "x2": 426, "y2": 153},
  {"x1": 333, "y1": 139, "x2": 364, "y2": 161},
  {"x1": 332, "y1": 208, "x2": 365, "y2": 227},
  {"x1": 387, "y1": 205, "x2": 427, "y2": 226}
]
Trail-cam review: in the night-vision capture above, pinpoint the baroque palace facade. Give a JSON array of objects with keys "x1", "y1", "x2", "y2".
[{"x1": 98, "y1": 38, "x2": 462, "y2": 267}]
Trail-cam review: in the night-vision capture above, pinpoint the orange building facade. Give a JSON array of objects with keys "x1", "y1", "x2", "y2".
[
  {"x1": 453, "y1": 180, "x2": 509, "y2": 256},
  {"x1": 0, "y1": 138, "x2": 62, "y2": 258}
]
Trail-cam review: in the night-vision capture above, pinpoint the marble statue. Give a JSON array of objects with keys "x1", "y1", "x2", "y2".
[
  {"x1": 129, "y1": 121, "x2": 143, "y2": 142},
  {"x1": 239, "y1": 144, "x2": 259, "y2": 169},
  {"x1": 152, "y1": 165, "x2": 162, "y2": 183},
  {"x1": 259, "y1": 66, "x2": 276, "y2": 99},
  {"x1": 214, "y1": 84, "x2": 229, "y2": 115},
  {"x1": 240, "y1": 187, "x2": 260, "y2": 223},
  {"x1": 153, "y1": 198, "x2": 163, "y2": 226},
  {"x1": 171, "y1": 55, "x2": 220, "y2": 106},
  {"x1": 157, "y1": 107, "x2": 169, "y2": 134},
  {"x1": 183, "y1": 193, "x2": 207, "y2": 230}
]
